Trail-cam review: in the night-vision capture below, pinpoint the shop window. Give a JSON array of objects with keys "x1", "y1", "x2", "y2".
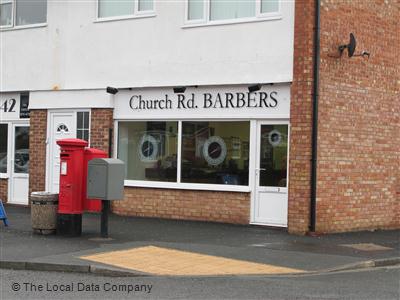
[
  {"x1": 76, "y1": 111, "x2": 90, "y2": 142},
  {"x1": 0, "y1": 0, "x2": 47, "y2": 28},
  {"x1": 98, "y1": 0, "x2": 154, "y2": 19},
  {"x1": 118, "y1": 122, "x2": 178, "y2": 182},
  {"x1": 14, "y1": 126, "x2": 29, "y2": 174},
  {"x1": 187, "y1": 0, "x2": 279, "y2": 24},
  {"x1": 0, "y1": 124, "x2": 8, "y2": 173},
  {"x1": 181, "y1": 121, "x2": 250, "y2": 185}
]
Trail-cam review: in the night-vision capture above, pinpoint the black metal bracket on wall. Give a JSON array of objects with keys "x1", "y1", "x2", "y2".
[{"x1": 108, "y1": 127, "x2": 113, "y2": 158}]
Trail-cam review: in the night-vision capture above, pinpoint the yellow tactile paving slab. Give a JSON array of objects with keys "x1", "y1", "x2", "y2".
[{"x1": 80, "y1": 246, "x2": 303, "y2": 276}]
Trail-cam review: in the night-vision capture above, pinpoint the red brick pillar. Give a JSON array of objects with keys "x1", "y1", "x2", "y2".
[
  {"x1": 90, "y1": 108, "x2": 114, "y2": 154},
  {"x1": 29, "y1": 110, "x2": 48, "y2": 199},
  {"x1": 0, "y1": 179, "x2": 8, "y2": 202},
  {"x1": 288, "y1": 0, "x2": 316, "y2": 234}
]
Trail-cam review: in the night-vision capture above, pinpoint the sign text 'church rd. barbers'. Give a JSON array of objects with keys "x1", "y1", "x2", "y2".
[
  {"x1": 129, "y1": 91, "x2": 280, "y2": 111},
  {"x1": 114, "y1": 85, "x2": 291, "y2": 119}
]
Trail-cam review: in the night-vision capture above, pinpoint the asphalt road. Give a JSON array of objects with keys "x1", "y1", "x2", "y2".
[{"x1": 0, "y1": 266, "x2": 399, "y2": 300}]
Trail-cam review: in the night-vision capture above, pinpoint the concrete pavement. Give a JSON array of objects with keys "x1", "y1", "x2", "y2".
[{"x1": 0, "y1": 205, "x2": 399, "y2": 276}]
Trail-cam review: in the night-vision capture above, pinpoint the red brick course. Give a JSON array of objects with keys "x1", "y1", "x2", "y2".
[
  {"x1": 29, "y1": 110, "x2": 47, "y2": 199},
  {"x1": 112, "y1": 187, "x2": 250, "y2": 224},
  {"x1": 0, "y1": 179, "x2": 8, "y2": 202}
]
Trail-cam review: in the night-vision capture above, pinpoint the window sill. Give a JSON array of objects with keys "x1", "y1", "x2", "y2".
[
  {"x1": 182, "y1": 14, "x2": 282, "y2": 29},
  {"x1": 94, "y1": 13, "x2": 156, "y2": 24},
  {"x1": 0, "y1": 23, "x2": 47, "y2": 32},
  {"x1": 124, "y1": 180, "x2": 251, "y2": 193},
  {"x1": 0, "y1": 174, "x2": 9, "y2": 179}
]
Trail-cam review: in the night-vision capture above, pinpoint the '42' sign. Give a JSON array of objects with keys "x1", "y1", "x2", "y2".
[{"x1": 0, "y1": 98, "x2": 16, "y2": 113}]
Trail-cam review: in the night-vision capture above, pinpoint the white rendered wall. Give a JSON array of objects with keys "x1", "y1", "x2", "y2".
[{"x1": 0, "y1": 1, "x2": 294, "y2": 92}]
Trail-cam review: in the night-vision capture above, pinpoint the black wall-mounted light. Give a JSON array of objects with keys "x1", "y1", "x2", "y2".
[
  {"x1": 173, "y1": 86, "x2": 186, "y2": 93},
  {"x1": 106, "y1": 86, "x2": 119, "y2": 95},
  {"x1": 248, "y1": 84, "x2": 262, "y2": 93}
]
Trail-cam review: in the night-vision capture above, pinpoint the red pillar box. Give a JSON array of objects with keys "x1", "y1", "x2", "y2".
[
  {"x1": 83, "y1": 148, "x2": 108, "y2": 213},
  {"x1": 56, "y1": 138, "x2": 88, "y2": 236}
]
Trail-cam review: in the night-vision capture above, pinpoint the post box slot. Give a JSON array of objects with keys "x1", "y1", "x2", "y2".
[{"x1": 60, "y1": 153, "x2": 70, "y2": 158}]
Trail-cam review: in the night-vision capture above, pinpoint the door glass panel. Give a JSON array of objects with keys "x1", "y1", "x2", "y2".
[
  {"x1": 14, "y1": 126, "x2": 29, "y2": 174},
  {"x1": 259, "y1": 125, "x2": 288, "y2": 187}
]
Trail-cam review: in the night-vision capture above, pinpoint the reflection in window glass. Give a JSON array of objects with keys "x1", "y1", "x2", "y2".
[
  {"x1": 14, "y1": 126, "x2": 29, "y2": 174},
  {"x1": 261, "y1": 0, "x2": 279, "y2": 13},
  {"x1": 259, "y1": 125, "x2": 288, "y2": 187},
  {"x1": 98, "y1": 0, "x2": 134, "y2": 18},
  {"x1": 15, "y1": 0, "x2": 47, "y2": 26},
  {"x1": 118, "y1": 122, "x2": 178, "y2": 182},
  {"x1": 210, "y1": 0, "x2": 255, "y2": 21},
  {"x1": 138, "y1": 0, "x2": 153, "y2": 11},
  {"x1": 0, "y1": 2, "x2": 12, "y2": 26},
  {"x1": 181, "y1": 121, "x2": 250, "y2": 185},
  {"x1": 0, "y1": 124, "x2": 8, "y2": 173},
  {"x1": 188, "y1": 0, "x2": 203, "y2": 20}
]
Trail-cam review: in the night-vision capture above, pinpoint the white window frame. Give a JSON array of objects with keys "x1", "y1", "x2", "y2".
[
  {"x1": 0, "y1": 122, "x2": 11, "y2": 178},
  {"x1": 114, "y1": 119, "x2": 253, "y2": 193},
  {"x1": 95, "y1": 0, "x2": 156, "y2": 23},
  {"x1": 0, "y1": 0, "x2": 47, "y2": 30},
  {"x1": 183, "y1": 0, "x2": 281, "y2": 28}
]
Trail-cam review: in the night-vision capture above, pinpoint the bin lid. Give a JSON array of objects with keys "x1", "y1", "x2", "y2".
[
  {"x1": 31, "y1": 192, "x2": 58, "y2": 196},
  {"x1": 56, "y1": 138, "x2": 88, "y2": 147},
  {"x1": 30, "y1": 191, "x2": 59, "y2": 201}
]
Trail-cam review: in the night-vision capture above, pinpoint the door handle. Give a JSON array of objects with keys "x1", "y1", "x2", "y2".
[{"x1": 255, "y1": 168, "x2": 266, "y2": 176}]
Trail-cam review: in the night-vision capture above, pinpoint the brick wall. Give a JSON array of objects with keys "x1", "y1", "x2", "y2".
[
  {"x1": 29, "y1": 110, "x2": 47, "y2": 198},
  {"x1": 0, "y1": 179, "x2": 8, "y2": 202},
  {"x1": 90, "y1": 109, "x2": 113, "y2": 155},
  {"x1": 289, "y1": 0, "x2": 399, "y2": 234},
  {"x1": 112, "y1": 187, "x2": 250, "y2": 224},
  {"x1": 314, "y1": 0, "x2": 400, "y2": 232},
  {"x1": 288, "y1": 0, "x2": 315, "y2": 234}
]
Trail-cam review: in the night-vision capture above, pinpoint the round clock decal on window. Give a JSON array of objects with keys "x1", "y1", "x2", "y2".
[
  {"x1": 138, "y1": 134, "x2": 158, "y2": 162},
  {"x1": 203, "y1": 136, "x2": 227, "y2": 166},
  {"x1": 268, "y1": 129, "x2": 282, "y2": 147}
]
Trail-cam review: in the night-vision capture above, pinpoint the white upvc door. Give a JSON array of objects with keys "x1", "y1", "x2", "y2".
[
  {"x1": 9, "y1": 124, "x2": 30, "y2": 205},
  {"x1": 252, "y1": 121, "x2": 289, "y2": 227},
  {"x1": 46, "y1": 111, "x2": 76, "y2": 193}
]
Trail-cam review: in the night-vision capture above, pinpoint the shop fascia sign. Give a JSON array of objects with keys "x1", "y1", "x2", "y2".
[{"x1": 114, "y1": 84, "x2": 290, "y2": 119}]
